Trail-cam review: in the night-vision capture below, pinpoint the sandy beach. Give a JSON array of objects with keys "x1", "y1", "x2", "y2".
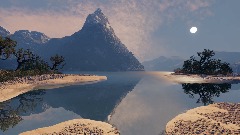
[
  {"x1": 156, "y1": 72, "x2": 240, "y2": 84},
  {"x1": 20, "y1": 119, "x2": 120, "y2": 135},
  {"x1": 166, "y1": 102, "x2": 240, "y2": 135},
  {"x1": 0, "y1": 74, "x2": 107, "y2": 102}
]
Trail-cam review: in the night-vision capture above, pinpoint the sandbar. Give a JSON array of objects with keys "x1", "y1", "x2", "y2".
[
  {"x1": 0, "y1": 74, "x2": 107, "y2": 102},
  {"x1": 156, "y1": 72, "x2": 240, "y2": 84}
]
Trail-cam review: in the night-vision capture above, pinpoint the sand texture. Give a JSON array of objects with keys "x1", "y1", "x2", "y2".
[
  {"x1": 0, "y1": 74, "x2": 107, "y2": 102},
  {"x1": 157, "y1": 72, "x2": 240, "y2": 84},
  {"x1": 166, "y1": 102, "x2": 240, "y2": 135},
  {"x1": 20, "y1": 119, "x2": 120, "y2": 135}
]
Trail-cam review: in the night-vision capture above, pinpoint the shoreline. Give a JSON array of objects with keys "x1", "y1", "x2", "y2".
[
  {"x1": 20, "y1": 119, "x2": 120, "y2": 135},
  {"x1": 166, "y1": 102, "x2": 240, "y2": 134},
  {"x1": 0, "y1": 74, "x2": 107, "y2": 102},
  {"x1": 157, "y1": 71, "x2": 240, "y2": 84}
]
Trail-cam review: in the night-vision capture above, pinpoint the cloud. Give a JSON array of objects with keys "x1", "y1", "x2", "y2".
[
  {"x1": 187, "y1": 0, "x2": 211, "y2": 11},
  {"x1": 0, "y1": 8, "x2": 83, "y2": 37},
  {"x1": 0, "y1": 0, "x2": 215, "y2": 61}
]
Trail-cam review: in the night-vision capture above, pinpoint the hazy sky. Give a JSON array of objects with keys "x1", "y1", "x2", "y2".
[{"x1": 0, "y1": 0, "x2": 239, "y2": 61}]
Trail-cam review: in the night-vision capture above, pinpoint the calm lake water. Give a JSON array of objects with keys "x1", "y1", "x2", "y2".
[{"x1": 1, "y1": 72, "x2": 240, "y2": 135}]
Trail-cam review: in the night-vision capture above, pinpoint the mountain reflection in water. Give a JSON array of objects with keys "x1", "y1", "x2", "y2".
[
  {"x1": 0, "y1": 72, "x2": 240, "y2": 135},
  {"x1": 0, "y1": 72, "x2": 143, "y2": 134},
  {"x1": 0, "y1": 90, "x2": 45, "y2": 132}
]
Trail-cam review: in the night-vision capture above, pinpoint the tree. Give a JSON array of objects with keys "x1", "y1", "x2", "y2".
[
  {"x1": 0, "y1": 36, "x2": 16, "y2": 60},
  {"x1": 0, "y1": 36, "x2": 66, "y2": 76},
  {"x1": 22, "y1": 55, "x2": 50, "y2": 72},
  {"x1": 50, "y1": 54, "x2": 65, "y2": 71},
  {"x1": 179, "y1": 49, "x2": 233, "y2": 75},
  {"x1": 14, "y1": 49, "x2": 34, "y2": 70},
  {"x1": 14, "y1": 48, "x2": 51, "y2": 73}
]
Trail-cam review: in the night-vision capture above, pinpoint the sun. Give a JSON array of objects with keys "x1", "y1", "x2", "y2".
[{"x1": 190, "y1": 27, "x2": 197, "y2": 34}]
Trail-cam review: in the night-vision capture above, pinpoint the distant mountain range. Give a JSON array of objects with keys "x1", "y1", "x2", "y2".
[
  {"x1": 214, "y1": 52, "x2": 240, "y2": 73},
  {"x1": 142, "y1": 56, "x2": 184, "y2": 71},
  {"x1": 214, "y1": 52, "x2": 240, "y2": 65},
  {"x1": 0, "y1": 9, "x2": 144, "y2": 71},
  {"x1": 143, "y1": 52, "x2": 240, "y2": 73}
]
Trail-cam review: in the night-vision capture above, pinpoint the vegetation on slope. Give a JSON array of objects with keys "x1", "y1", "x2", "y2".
[{"x1": 0, "y1": 36, "x2": 65, "y2": 82}]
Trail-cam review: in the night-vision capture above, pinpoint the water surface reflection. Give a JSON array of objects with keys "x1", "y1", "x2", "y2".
[
  {"x1": 182, "y1": 83, "x2": 231, "y2": 105},
  {"x1": 0, "y1": 90, "x2": 45, "y2": 132},
  {"x1": 109, "y1": 73, "x2": 240, "y2": 135},
  {"x1": 0, "y1": 72, "x2": 240, "y2": 135},
  {"x1": 0, "y1": 72, "x2": 143, "y2": 134}
]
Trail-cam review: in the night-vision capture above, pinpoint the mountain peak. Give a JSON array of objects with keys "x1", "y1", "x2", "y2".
[
  {"x1": 12, "y1": 30, "x2": 50, "y2": 44},
  {"x1": 0, "y1": 26, "x2": 11, "y2": 37},
  {"x1": 85, "y1": 8, "x2": 109, "y2": 27},
  {"x1": 94, "y1": 8, "x2": 103, "y2": 14}
]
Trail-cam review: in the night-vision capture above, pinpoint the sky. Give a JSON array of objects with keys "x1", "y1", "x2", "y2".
[{"x1": 0, "y1": 0, "x2": 240, "y2": 61}]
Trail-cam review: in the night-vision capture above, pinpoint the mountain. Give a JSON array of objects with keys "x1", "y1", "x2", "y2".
[
  {"x1": 0, "y1": 26, "x2": 10, "y2": 37},
  {"x1": 214, "y1": 51, "x2": 240, "y2": 65},
  {"x1": 55, "y1": 8, "x2": 144, "y2": 71},
  {"x1": 0, "y1": 27, "x2": 50, "y2": 53},
  {"x1": 142, "y1": 56, "x2": 184, "y2": 71},
  {"x1": 214, "y1": 52, "x2": 240, "y2": 73},
  {"x1": 0, "y1": 9, "x2": 144, "y2": 71},
  {"x1": 11, "y1": 30, "x2": 50, "y2": 46}
]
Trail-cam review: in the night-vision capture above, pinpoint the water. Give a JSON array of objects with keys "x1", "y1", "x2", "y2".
[{"x1": 1, "y1": 72, "x2": 240, "y2": 135}]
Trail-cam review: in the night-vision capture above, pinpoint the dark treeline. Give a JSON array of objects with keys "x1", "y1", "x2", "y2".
[{"x1": 0, "y1": 36, "x2": 65, "y2": 82}]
